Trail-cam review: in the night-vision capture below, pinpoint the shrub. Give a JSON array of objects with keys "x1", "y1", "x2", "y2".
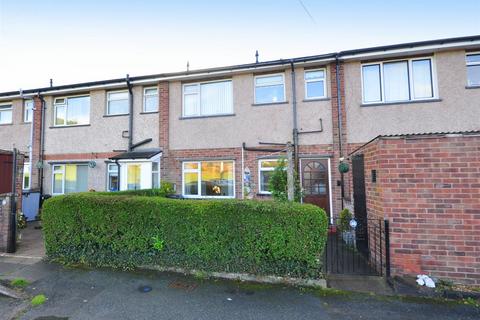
[
  {"x1": 10, "y1": 278, "x2": 29, "y2": 287},
  {"x1": 338, "y1": 208, "x2": 353, "y2": 233},
  {"x1": 268, "y1": 158, "x2": 303, "y2": 202},
  {"x1": 42, "y1": 194, "x2": 328, "y2": 279}
]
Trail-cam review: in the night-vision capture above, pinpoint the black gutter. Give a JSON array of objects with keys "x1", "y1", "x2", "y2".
[
  {"x1": 126, "y1": 74, "x2": 133, "y2": 152},
  {"x1": 2, "y1": 35, "x2": 479, "y2": 98}
]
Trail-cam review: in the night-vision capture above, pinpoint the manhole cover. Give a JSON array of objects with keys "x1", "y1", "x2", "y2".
[
  {"x1": 168, "y1": 280, "x2": 198, "y2": 292},
  {"x1": 138, "y1": 285, "x2": 153, "y2": 293}
]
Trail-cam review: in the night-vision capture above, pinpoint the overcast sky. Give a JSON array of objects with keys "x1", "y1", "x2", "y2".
[{"x1": 0, "y1": 0, "x2": 478, "y2": 92}]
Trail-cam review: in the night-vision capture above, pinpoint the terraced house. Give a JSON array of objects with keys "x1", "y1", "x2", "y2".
[{"x1": 1, "y1": 35, "x2": 479, "y2": 284}]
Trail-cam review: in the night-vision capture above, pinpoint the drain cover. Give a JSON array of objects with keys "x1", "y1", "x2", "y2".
[
  {"x1": 138, "y1": 285, "x2": 152, "y2": 293},
  {"x1": 168, "y1": 280, "x2": 198, "y2": 292}
]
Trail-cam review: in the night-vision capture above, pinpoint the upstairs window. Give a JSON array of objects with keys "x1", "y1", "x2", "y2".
[
  {"x1": 0, "y1": 104, "x2": 12, "y2": 124},
  {"x1": 143, "y1": 87, "x2": 158, "y2": 112},
  {"x1": 362, "y1": 57, "x2": 435, "y2": 104},
  {"x1": 24, "y1": 100, "x2": 33, "y2": 123},
  {"x1": 254, "y1": 74, "x2": 286, "y2": 104},
  {"x1": 305, "y1": 69, "x2": 326, "y2": 99},
  {"x1": 183, "y1": 80, "x2": 233, "y2": 117},
  {"x1": 107, "y1": 91, "x2": 129, "y2": 115},
  {"x1": 54, "y1": 96, "x2": 90, "y2": 126},
  {"x1": 466, "y1": 53, "x2": 480, "y2": 87}
]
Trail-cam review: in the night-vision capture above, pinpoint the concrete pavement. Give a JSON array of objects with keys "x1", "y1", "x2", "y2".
[{"x1": 0, "y1": 259, "x2": 478, "y2": 320}]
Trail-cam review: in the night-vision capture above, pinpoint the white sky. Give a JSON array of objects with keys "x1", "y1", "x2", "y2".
[{"x1": 0, "y1": 0, "x2": 478, "y2": 92}]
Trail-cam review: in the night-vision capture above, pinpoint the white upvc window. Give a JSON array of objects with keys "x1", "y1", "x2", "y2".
[
  {"x1": 54, "y1": 96, "x2": 90, "y2": 126},
  {"x1": 361, "y1": 57, "x2": 436, "y2": 104},
  {"x1": 24, "y1": 100, "x2": 33, "y2": 123},
  {"x1": 143, "y1": 87, "x2": 159, "y2": 112},
  {"x1": 107, "y1": 163, "x2": 119, "y2": 191},
  {"x1": 0, "y1": 104, "x2": 13, "y2": 124},
  {"x1": 258, "y1": 159, "x2": 285, "y2": 194},
  {"x1": 23, "y1": 162, "x2": 31, "y2": 190},
  {"x1": 52, "y1": 164, "x2": 88, "y2": 195},
  {"x1": 182, "y1": 80, "x2": 233, "y2": 117},
  {"x1": 107, "y1": 91, "x2": 129, "y2": 115},
  {"x1": 254, "y1": 73, "x2": 286, "y2": 104},
  {"x1": 152, "y1": 161, "x2": 160, "y2": 188},
  {"x1": 305, "y1": 69, "x2": 327, "y2": 99},
  {"x1": 182, "y1": 160, "x2": 235, "y2": 198},
  {"x1": 466, "y1": 53, "x2": 480, "y2": 87}
]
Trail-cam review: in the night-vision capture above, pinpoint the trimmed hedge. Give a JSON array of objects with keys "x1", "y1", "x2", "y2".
[{"x1": 42, "y1": 194, "x2": 328, "y2": 278}]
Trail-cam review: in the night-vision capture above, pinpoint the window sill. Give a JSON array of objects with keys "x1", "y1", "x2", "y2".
[
  {"x1": 182, "y1": 195, "x2": 235, "y2": 199},
  {"x1": 302, "y1": 97, "x2": 330, "y2": 102},
  {"x1": 361, "y1": 98, "x2": 442, "y2": 107},
  {"x1": 22, "y1": 121, "x2": 32, "y2": 125},
  {"x1": 252, "y1": 101, "x2": 289, "y2": 107},
  {"x1": 0, "y1": 123, "x2": 13, "y2": 126},
  {"x1": 140, "y1": 111, "x2": 159, "y2": 115},
  {"x1": 103, "y1": 113, "x2": 129, "y2": 118},
  {"x1": 49, "y1": 124, "x2": 91, "y2": 129},
  {"x1": 465, "y1": 85, "x2": 480, "y2": 90},
  {"x1": 180, "y1": 113, "x2": 235, "y2": 120},
  {"x1": 257, "y1": 192, "x2": 272, "y2": 197}
]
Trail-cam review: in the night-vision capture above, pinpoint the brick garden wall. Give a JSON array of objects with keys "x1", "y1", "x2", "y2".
[{"x1": 355, "y1": 134, "x2": 480, "y2": 285}]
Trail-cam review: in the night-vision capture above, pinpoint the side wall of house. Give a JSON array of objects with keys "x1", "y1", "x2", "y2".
[{"x1": 361, "y1": 135, "x2": 480, "y2": 285}]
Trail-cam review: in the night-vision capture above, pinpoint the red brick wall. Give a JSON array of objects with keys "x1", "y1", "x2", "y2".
[{"x1": 356, "y1": 134, "x2": 480, "y2": 285}]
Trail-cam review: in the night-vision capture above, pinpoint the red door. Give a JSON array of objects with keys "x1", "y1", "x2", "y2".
[{"x1": 301, "y1": 159, "x2": 330, "y2": 217}]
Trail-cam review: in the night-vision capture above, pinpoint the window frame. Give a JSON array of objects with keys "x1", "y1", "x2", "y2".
[
  {"x1": 0, "y1": 103, "x2": 13, "y2": 125},
  {"x1": 107, "y1": 163, "x2": 119, "y2": 192},
  {"x1": 151, "y1": 160, "x2": 160, "y2": 189},
  {"x1": 107, "y1": 90, "x2": 129, "y2": 116},
  {"x1": 258, "y1": 159, "x2": 285, "y2": 194},
  {"x1": 23, "y1": 162, "x2": 31, "y2": 190},
  {"x1": 143, "y1": 87, "x2": 159, "y2": 113},
  {"x1": 466, "y1": 52, "x2": 480, "y2": 87},
  {"x1": 182, "y1": 79, "x2": 234, "y2": 117},
  {"x1": 24, "y1": 100, "x2": 33, "y2": 123},
  {"x1": 254, "y1": 73, "x2": 286, "y2": 105},
  {"x1": 361, "y1": 57, "x2": 436, "y2": 105},
  {"x1": 53, "y1": 95, "x2": 90, "y2": 127},
  {"x1": 52, "y1": 164, "x2": 65, "y2": 195},
  {"x1": 182, "y1": 160, "x2": 235, "y2": 199},
  {"x1": 304, "y1": 68, "x2": 327, "y2": 100}
]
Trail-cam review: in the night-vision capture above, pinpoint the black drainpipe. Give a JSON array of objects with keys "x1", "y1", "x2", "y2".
[
  {"x1": 335, "y1": 55, "x2": 345, "y2": 209},
  {"x1": 290, "y1": 60, "x2": 299, "y2": 171},
  {"x1": 126, "y1": 74, "x2": 133, "y2": 152},
  {"x1": 39, "y1": 94, "x2": 46, "y2": 198},
  {"x1": 115, "y1": 159, "x2": 121, "y2": 191}
]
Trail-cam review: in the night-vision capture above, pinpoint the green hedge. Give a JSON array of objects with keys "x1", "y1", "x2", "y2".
[{"x1": 42, "y1": 194, "x2": 328, "y2": 278}]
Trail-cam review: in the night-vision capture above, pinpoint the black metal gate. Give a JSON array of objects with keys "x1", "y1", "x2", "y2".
[{"x1": 324, "y1": 217, "x2": 390, "y2": 276}]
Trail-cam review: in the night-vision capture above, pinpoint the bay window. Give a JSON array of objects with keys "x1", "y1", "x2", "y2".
[
  {"x1": 182, "y1": 161, "x2": 235, "y2": 198},
  {"x1": 54, "y1": 96, "x2": 90, "y2": 126},
  {"x1": 466, "y1": 53, "x2": 480, "y2": 86},
  {"x1": 305, "y1": 69, "x2": 326, "y2": 99},
  {"x1": 183, "y1": 80, "x2": 233, "y2": 117},
  {"x1": 52, "y1": 164, "x2": 88, "y2": 195},
  {"x1": 107, "y1": 91, "x2": 129, "y2": 115},
  {"x1": 254, "y1": 74, "x2": 285, "y2": 104},
  {"x1": 0, "y1": 104, "x2": 12, "y2": 124},
  {"x1": 362, "y1": 57, "x2": 435, "y2": 104}
]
